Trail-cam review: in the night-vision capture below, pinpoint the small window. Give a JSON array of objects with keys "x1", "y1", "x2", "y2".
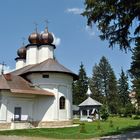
[
  {"x1": 42, "y1": 74, "x2": 49, "y2": 78},
  {"x1": 59, "y1": 96, "x2": 65, "y2": 109}
]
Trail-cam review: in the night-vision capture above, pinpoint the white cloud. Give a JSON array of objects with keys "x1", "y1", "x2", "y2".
[
  {"x1": 66, "y1": 8, "x2": 83, "y2": 15},
  {"x1": 85, "y1": 25, "x2": 95, "y2": 37},
  {"x1": 0, "y1": 64, "x2": 14, "y2": 75},
  {"x1": 54, "y1": 37, "x2": 61, "y2": 46},
  {"x1": 52, "y1": 33, "x2": 61, "y2": 46}
]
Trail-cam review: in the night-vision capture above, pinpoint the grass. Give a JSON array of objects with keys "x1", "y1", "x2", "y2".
[{"x1": 0, "y1": 116, "x2": 140, "y2": 139}]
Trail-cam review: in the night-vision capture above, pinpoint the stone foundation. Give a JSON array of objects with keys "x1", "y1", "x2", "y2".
[
  {"x1": 0, "y1": 120, "x2": 73, "y2": 129},
  {"x1": 37, "y1": 120, "x2": 73, "y2": 128},
  {"x1": 0, "y1": 123, "x2": 11, "y2": 129},
  {"x1": 31, "y1": 120, "x2": 73, "y2": 128},
  {"x1": 11, "y1": 122, "x2": 34, "y2": 129}
]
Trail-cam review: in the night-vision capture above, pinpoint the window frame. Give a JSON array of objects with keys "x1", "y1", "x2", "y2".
[
  {"x1": 59, "y1": 96, "x2": 65, "y2": 109},
  {"x1": 42, "y1": 74, "x2": 49, "y2": 78}
]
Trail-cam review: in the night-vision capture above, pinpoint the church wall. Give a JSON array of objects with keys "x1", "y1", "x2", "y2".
[
  {"x1": 33, "y1": 95, "x2": 55, "y2": 121},
  {"x1": 38, "y1": 45, "x2": 54, "y2": 63},
  {"x1": 58, "y1": 85, "x2": 72, "y2": 120},
  {"x1": 0, "y1": 91, "x2": 8, "y2": 123},
  {"x1": 7, "y1": 97, "x2": 34, "y2": 122},
  {"x1": 26, "y1": 46, "x2": 38, "y2": 65},
  {"x1": 27, "y1": 73, "x2": 73, "y2": 121},
  {"x1": 0, "y1": 91, "x2": 35, "y2": 123},
  {"x1": 15, "y1": 59, "x2": 26, "y2": 69}
]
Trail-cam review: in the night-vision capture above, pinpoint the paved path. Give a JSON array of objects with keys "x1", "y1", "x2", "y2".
[{"x1": 0, "y1": 130, "x2": 140, "y2": 140}]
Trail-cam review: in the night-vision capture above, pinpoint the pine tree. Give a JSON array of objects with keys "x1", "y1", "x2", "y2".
[
  {"x1": 118, "y1": 69, "x2": 130, "y2": 107},
  {"x1": 73, "y1": 63, "x2": 88, "y2": 105},
  {"x1": 90, "y1": 64, "x2": 104, "y2": 103},
  {"x1": 82, "y1": 0, "x2": 140, "y2": 51},
  {"x1": 129, "y1": 39, "x2": 140, "y2": 112},
  {"x1": 108, "y1": 69, "x2": 119, "y2": 114},
  {"x1": 90, "y1": 56, "x2": 118, "y2": 114}
]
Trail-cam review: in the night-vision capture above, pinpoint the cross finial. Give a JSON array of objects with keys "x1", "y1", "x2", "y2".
[
  {"x1": 22, "y1": 37, "x2": 25, "y2": 46},
  {"x1": 34, "y1": 22, "x2": 38, "y2": 33},
  {"x1": 44, "y1": 19, "x2": 49, "y2": 29},
  {"x1": 0, "y1": 62, "x2": 6, "y2": 74}
]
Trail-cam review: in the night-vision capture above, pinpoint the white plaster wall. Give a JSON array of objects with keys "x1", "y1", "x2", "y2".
[
  {"x1": 7, "y1": 98, "x2": 34, "y2": 122},
  {"x1": 0, "y1": 92, "x2": 35, "y2": 123},
  {"x1": 27, "y1": 73, "x2": 73, "y2": 85},
  {"x1": 26, "y1": 46, "x2": 38, "y2": 65},
  {"x1": 38, "y1": 45, "x2": 54, "y2": 63},
  {"x1": 0, "y1": 94, "x2": 7, "y2": 122},
  {"x1": 15, "y1": 59, "x2": 26, "y2": 70},
  {"x1": 27, "y1": 73, "x2": 73, "y2": 121},
  {"x1": 58, "y1": 85, "x2": 67, "y2": 120},
  {"x1": 33, "y1": 95, "x2": 55, "y2": 121}
]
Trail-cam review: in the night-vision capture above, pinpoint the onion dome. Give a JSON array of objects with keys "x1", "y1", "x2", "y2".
[
  {"x1": 17, "y1": 46, "x2": 26, "y2": 59},
  {"x1": 28, "y1": 32, "x2": 40, "y2": 44},
  {"x1": 40, "y1": 28, "x2": 54, "y2": 44}
]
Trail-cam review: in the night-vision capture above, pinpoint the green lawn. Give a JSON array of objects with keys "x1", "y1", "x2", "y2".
[{"x1": 0, "y1": 117, "x2": 140, "y2": 139}]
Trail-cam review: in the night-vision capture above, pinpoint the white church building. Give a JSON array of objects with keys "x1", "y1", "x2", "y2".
[{"x1": 0, "y1": 27, "x2": 78, "y2": 129}]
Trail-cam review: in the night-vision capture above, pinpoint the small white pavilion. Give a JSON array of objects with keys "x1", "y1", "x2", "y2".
[{"x1": 79, "y1": 87, "x2": 102, "y2": 121}]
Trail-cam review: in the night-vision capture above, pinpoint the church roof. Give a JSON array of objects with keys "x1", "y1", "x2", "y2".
[
  {"x1": 11, "y1": 58, "x2": 78, "y2": 80},
  {"x1": 0, "y1": 74, "x2": 54, "y2": 96},
  {"x1": 11, "y1": 64, "x2": 34, "y2": 75},
  {"x1": 79, "y1": 97, "x2": 102, "y2": 107}
]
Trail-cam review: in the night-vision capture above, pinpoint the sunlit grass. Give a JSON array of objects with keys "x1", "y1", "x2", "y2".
[{"x1": 0, "y1": 116, "x2": 139, "y2": 139}]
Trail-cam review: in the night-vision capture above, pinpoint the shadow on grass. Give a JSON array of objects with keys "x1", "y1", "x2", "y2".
[{"x1": 100, "y1": 126, "x2": 140, "y2": 140}]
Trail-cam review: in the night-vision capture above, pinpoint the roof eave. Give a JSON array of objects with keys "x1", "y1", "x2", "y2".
[
  {"x1": 20, "y1": 71, "x2": 78, "y2": 81},
  {"x1": 10, "y1": 89, "x2": 54, "y2": 96}
]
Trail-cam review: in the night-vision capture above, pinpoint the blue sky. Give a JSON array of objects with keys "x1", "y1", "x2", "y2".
[{"x1": 0, "y1": 0, "x2": 132, "y2": 79}]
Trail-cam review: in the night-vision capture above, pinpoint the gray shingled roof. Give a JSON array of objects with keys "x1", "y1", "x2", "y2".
[
  {"x1": 11, "y1": 58, "x2": 78, "y2": 80},
  {"x1": 11, "y1": 65, "x2": 34, "y2": 76},
  {"x1": 79, "y1": 97, "x2": 102, "y2": 107}
]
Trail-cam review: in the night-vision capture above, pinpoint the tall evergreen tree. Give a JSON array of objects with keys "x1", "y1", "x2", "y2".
[
  {"x1": 129, "y1": 39, "x2": 140, "y2": 111},
  {"x1": 82, "y1": 0, "x2": 140, "y2": 51},
  {"x1": 108, "y1": 68, "x2": 119, "y2": 114},
  {"x1": 90, "y1": 56, "x2": 118, "y2": 113},
  {"x1": 118, "y1": 69, "x2": 130, "y2": 107},
  {"x1": 73, "y1": 63, "x2": 88, "y2": 105},
  {"x1": 90, "y1": 64, "x2": 104, "y2": 103}
]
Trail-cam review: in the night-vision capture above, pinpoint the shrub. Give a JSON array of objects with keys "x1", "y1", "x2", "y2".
[
  {"x1": 100, "y1": 106, "x2": 109, "y2": 121},
  {"x1": 118, "y1": 103, "x2": 134, "y2": 117},
  {"x1": 133, "y1": 115, "x2": 140, "y2": 120}
]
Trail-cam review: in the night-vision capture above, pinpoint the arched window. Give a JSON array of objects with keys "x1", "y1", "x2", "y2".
[{"x1": 59, "y1": 96, "x2": 65, "y2": 109}]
